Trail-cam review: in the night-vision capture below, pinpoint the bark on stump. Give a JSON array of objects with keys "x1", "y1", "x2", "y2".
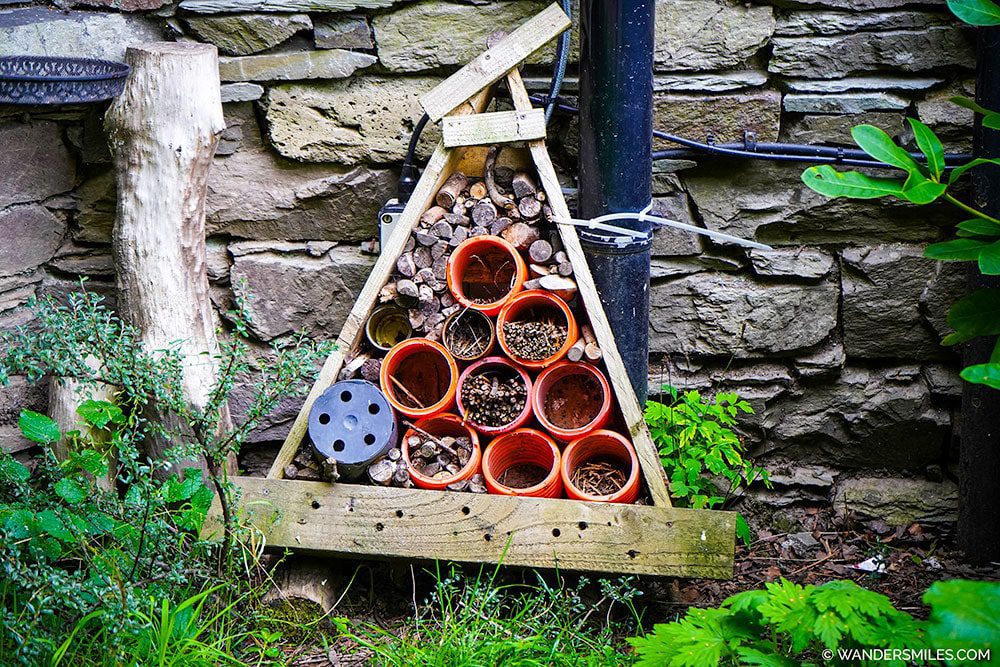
[{"x1": 105, "y1": 42, "x2": 233, "y2": 478}]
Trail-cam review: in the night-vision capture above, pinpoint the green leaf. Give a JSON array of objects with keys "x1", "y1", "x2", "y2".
[
  {"x1": 66, "y1": 449, "x2": 108, "y2": 477},
  {"x1": 950, "y1": 96, "x2": 1000, "y2": 129},
  {"x1": 925, "y1": 238, "x2": 992, "y2": 261},
  {"x1": 924, "y1": 580, "x2": 1000, "y2": 658},
  {"x1": 960, "y1": 363, "x2": 1000, "y2": 390},
  {"x1": 76, "y1": 399, "x2": 124, "y2": 429},
  {"x1": 54, "y1": 478, "x2": 87, "y2": 505},
  {"x1": 18, "y1": 409, "x2": 61, "y2": 445},
  {"x1": 36, "y1": 509, "x2": 74, "y2": 542},
  {"x1": 736, "y1": 514, "x2": 752, "y2": 548},
  {"x1": 948, "y1": 0, "x2": 1000, "y2": 25},
  {"x1": 0, "y1": 456, "x2": 30, "y2": 484},
  {"x1": 736, "y1": 648, "x2": 799, "y2": 667},
  {"x1": 851, "y1": 125, "x2": 924, "y2": 174},
  {"x1": 979, "y1": 241, "x2": 1000, "y2": 274},
  {"x1": 957, "y1": 218, "x2": 1000, "y2": 238},
  {"x1": 907, "y1": 118, "x2": 946, "y2": 180},
  {"x1": 948, "y1": 289, "x2": 1000, "y2": 338},
  {"x1": 900, "y1": 173, "x2": 947, "y2": 204},
  {"x1": 802, "y1": 165, "x2": 907, "y2": 199},
  {"x1": 4, "y1": 508, "x2": 35, "y2": 539},
  {"x1": 948, "y1": 157, "x2": 1000, "y2": 185}
]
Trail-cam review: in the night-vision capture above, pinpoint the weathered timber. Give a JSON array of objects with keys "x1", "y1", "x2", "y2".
[
  {"x1": 205, "y1": 477, "x2": 734, "y2": 577},
  {"x1": 442, "y1": 109, "x2": 547, "y2": 148}
]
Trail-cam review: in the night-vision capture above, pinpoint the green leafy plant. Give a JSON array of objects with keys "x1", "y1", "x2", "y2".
[
  {"x1": 800, "y1": 2, "x2": 1000, "y2": 391},
  {"x1": 630, "y1": 578, "x2": 1000, "y2": 667},
  {"x1": 645, "y1": 386, "x2": 769, "y2": 545}
]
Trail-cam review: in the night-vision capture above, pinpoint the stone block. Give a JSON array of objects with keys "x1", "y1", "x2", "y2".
[
  {"x1": 230, "y1": 244, "x2": 375, "y2": 341},
  {"x1": 0, "y1": 206, "x2": 66, "y2": 277},
  {"x1": 264, "y1": 76, "x2": 441, "y2": 163},
  {"x1": 749, "y1": 247, "x2": 834, "y2": 279},
  {"x1": 0, "y1": 8, "x2": 161, "y2": 61},
  {"x1": 776, "y1": 9, "x2": 951, "y2": 36},
  {"x1": 783, "y1": 92, "x2": 909, "y2": 114},
  {"x1": 654, "y1": 0, "x2": 774, "y2": 71},
  {"x1": 219, "y1": 49, "x2": 375, "y2": 82},
  {"x1": 314, "y1": 14, "x2": 372, "y2": 49},
  {"x1": 770, "y1": 27, "x2": 974, "y2": 78},
  {"x1": 653, "y1": 89, "x2": 781, "y2": 143},
  {"x1": 785, "y1": 76, "x2": 943, "y2": 93},
  {"x1": 0, "y1": 122, "x2": 75, "y2": 209},
  {"x1": 650, "y1": 274, "x2": 838, "y2": 356},
  {"x1": 221, "y1": 83, "x2": 265, "y2": 103},
  {"x1": 655, "y1": 71, "x2": 769, "y2": 92},
  {"x1": 185, "y1": 13, "x2": 311, "y2": 55},
  {"x1": 835, "y1": 476, "x2": 958, "y2": 525},
  {"x1": 781, "y1": 112, "x2": 905, "y2": 144}
]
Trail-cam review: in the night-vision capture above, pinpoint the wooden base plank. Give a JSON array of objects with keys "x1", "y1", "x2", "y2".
[
  {"x1": 443, "y1": 109, "x2": 546, "y2": 147},
  {"x1": 206, "y1": 477, "x2": 735, "y2": 578}
]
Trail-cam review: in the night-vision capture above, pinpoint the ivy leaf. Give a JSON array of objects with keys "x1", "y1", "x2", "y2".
[
  {"x1": 947, "y1": 288, "x2": 1000, "y2": 338},
  {"x1": 907, "y1": 118, "x2": 946, "y2": 180},
  {"x1": 925, "y1": 238, "x2": 992, "y2": 261},
  {"x1": 949, "y1": 157, "x2": 1000, "y2": 185},
  {"x1": 76, "y1": 400, "x2": 124, "y2": 429},
  {"x1": 0, "y1": 456, "x2": 30, "y2": 484},
  {"x1": 957, "y1": 218, "x2": 1000, "y2": 238},
  {"x1": 948, "y1": 0, "x2": 1000, "y2": 25},
  {"x1": 54, "y1": 478, "x2": 87, "y2": 505},
  {"x1": 802, "y1": 165, "x2": 907, "y2": 199},
  {"x1": 18, "y1": 410, "x2": 61, "y2": 445},
  {"x1": 851, "y1": 125, "x2": 924, "y2": 174},
  {"x1": 951, "y1": 97, "x2": 1000, "y2": 130},
  {"x1": 960, "y1": 363, "x2": 1000, "y2": 389},
  {"x1": 979, "y1": 241, "x2": 1000, "y2": 274}
]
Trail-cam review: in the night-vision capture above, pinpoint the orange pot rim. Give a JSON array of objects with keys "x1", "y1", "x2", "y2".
[
  {"x1": 401, "y1": 413, "x2": 482, "y2": 490},
  {"x1": 482, "y1": 428, "x2": 562, "y2": 497},
  {"x1": 456, "y1": 356, "x2": 534, "y2": 435},
  {"x1": 532, "y1": 360, "x2": 612, "y2": 441},
  {"x1": 380, "y1": 337, "x2": 458, "y2": 418},
  {"x1": 496, "y1": 290, "x2": 578, "y2": 369},
  {"x1": 561, "y1": 429, "x2": 640, "y2": 503},
  {"x1": 446, "y1": 235, "x2": 527, "y2": 316}
]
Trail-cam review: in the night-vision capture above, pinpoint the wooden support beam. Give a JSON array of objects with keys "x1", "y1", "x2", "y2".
[
  {"x1": 443, "y1": 109, "x2": 546, "y2": 148},
  {"x1": 205, "y1": 477, "x2": 735, "y2": 578},
  {"x1": 419, "y1": 2, "x2": 571, "y2": 122},
  {"x1": 504, "y1": 69, "x2": 673, "y2": 507},
  {"x1": 267, "y1": 87, "x2": 496, "y2": 480},
  {"x1": 179, "y1": 0, "x2": 397, "y2": 13}
]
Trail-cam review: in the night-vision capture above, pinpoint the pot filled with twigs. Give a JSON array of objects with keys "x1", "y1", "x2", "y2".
[
  {"x1": 456, "y1": 356, "x2": 532, "y2": 436},
  {"x1": 497, "y1": 290, "x2": 578, "y2": 369},
  {"x1": 442, "y1": 308, "x2": 495, "y2": 361},
  {"x1": 561, "y1": 430, "x2": 640, "y2": 503}
]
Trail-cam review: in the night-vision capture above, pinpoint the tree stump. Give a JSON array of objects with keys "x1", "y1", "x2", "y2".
[
  {"x1": 48, "y1": 359, "x2": 117, "y2": 492},
  {"x1": 105, "y1": 43, "x2": 232, "y2": 478}
]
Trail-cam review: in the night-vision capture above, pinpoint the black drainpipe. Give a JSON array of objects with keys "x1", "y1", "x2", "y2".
[
  {"x1": 578, "y1": 0, "x2": 655, "y2": 404},
  {"x1": 958, "y1": 25, "x2": 1000, "y2": 564}
]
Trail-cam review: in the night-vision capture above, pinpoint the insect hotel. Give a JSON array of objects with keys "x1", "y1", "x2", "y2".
[{"x1": 206, "y1": 3, "x2": 735, "y2": 579}]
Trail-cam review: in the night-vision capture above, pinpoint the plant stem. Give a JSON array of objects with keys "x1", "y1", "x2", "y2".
[{"x1": 945, "y1": 193, "x2": 1000, "y2": 224}]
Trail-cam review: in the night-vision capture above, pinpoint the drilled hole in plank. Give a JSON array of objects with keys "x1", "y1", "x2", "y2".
[
  {"x1": 578, "y1": 521, "x2": 588, "y2": 530},
  {"x1": 484, "y1": 534, "x2": 492, "y2": 542},
  {"x1": 461, "y1": 506, "x2": 470, "y2": 515},
  {"x1": 311, "y1": 500, "x2": 320, "y2": 510},
  {"x1": 375, "y1": 522, "x2": 384, "y2": 531},
  {"x1": 626, "y1": 550, "x2": 637, "y2": 559},
  {"x1": 395, "y1": 510, "x2": 404, "y2": 518},
  {"x1": 552, "y1": 528, "x2": 561, "y2": 538}
]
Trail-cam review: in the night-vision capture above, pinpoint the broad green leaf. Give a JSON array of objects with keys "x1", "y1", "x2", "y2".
[
  {"x1": 948, "y1": 0, "x2": 1000, "y2": 25},
  {"x1": 924, "y1": 580, "x2": 1000, "y2": 658},
  {"x1": 851, "y1": 125, "x2": 924, "y2": 174},
  {"x1": 802, "y1": 165, "x2": 907, "y2": 199},
  {"x1": 900, "y1": 173, "x2": 947, "y2": 204},
  {"x1": 960, "y1": 363, "x2": 1000, "y2": 389},
  {"x1": 925, "y1": 238, "x2": 991, "y2": 261},
  {"x1": 18, "y1": 409, "x2": 61, "y2": 445},
  {"x1": 66, "y1": 449, "x2": 108, "y2": 477},
  {"x1": 949, "y1": 157, "x2": 1000, "y2": 185},
  {"x1": 907, "y1": 118, "x2": 946, "y2": 180},
  {"x1": 4, "y1": 508, "x2": 35, "y2": 539},
  {"x1": 942, "y1": 330, "x2": 976, "y2": 346},
  {"x1": 76, "y1": 399, "x2": 124, "y2": 429},
  {"x1": 0, "y1": 456, "x2": 30, "y2": 483},
  {"x1": 736, "y1": 513, "x2": 752, "y2": 548},
  {"x1": 36, "y1": 509, "x2": 74, "y2": 542},
  {"x1": 957, "y1": 218, "x2": 1000, "y2": 237},
  {"x1": 948, "y1": 288, "x2": 1000, "y2": 338},
  {"x1": 979, "y1": 241, "x2": 1000, "y2": 274},
  {"x1": 54, "y1": 478, "x2": 87, "y2": 505}
]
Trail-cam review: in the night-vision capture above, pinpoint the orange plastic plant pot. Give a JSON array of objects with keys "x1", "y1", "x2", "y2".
[
  {"x1": 456, "y1": 356, "x2": 534, "y2": 437},
  {"x1": 532, "y1": 361, "x2": 612, "y2": 442},
  {"x1": 446, "y1": 235, "x2": 527, "y2": 316},
  {"x1": 561, "y1": 430, "x2": 640, "y2": 504},
  {"x1": 380, "y1": 338, "x2": 459, "y2": 419},
  {"x1": 482, "y1": 428, "x2": 563, "y2": 498},
  {"x1": 496, "y1": 290, "x2": 578, "y2": 370},
  {"x1": 401, "y1": 413, "x2": 482, "y2": 490}
]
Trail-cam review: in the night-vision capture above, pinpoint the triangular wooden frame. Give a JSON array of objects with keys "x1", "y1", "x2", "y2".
[{"x1": 219, "y1": 4, "x2": 735, "y2": 578}]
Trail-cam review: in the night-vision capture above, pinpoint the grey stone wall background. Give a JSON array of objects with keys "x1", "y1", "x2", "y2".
[{"x1": 0, "y1": 0, "x2": 973, "y2": 523}]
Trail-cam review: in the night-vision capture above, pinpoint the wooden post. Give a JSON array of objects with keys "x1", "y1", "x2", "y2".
[{"x1": 105, "y1": 43, "x2": 232, "y2": 477}]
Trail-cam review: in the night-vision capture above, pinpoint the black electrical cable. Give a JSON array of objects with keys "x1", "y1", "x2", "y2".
[
  {"x1": 544, "y1": 0, "x2": 571, "y2": 124},
  {"x1": 398, "y1": 112, "x2": 430, "y2": 203}
]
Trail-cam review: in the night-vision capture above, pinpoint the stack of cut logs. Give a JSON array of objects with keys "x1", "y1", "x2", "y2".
[{"x1": 380, "y1": 147, "x2": 578, "y2": 341}]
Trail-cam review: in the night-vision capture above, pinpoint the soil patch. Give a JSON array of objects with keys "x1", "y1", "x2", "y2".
[
  {"x1": 498, "y1": 462, "x2": 549, "y2": 489},
  {"x1": 544, "y1": 373, "x2": 602, "y2": 429}
]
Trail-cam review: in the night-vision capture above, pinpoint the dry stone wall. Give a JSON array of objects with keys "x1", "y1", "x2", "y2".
[{"x1": 0, "y1": 0, "x2": 972, "y2": 523}]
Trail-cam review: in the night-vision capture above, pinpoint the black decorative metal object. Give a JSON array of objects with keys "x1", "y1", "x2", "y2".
[{"x1": 0, "y1": 56, "x2": 129, "y2": 106}]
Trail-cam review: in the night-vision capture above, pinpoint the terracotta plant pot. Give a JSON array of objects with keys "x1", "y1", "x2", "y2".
[
  {"x1": 380, "y1": 338, "x2": 458, "y2": 419},
  {"x1": 497, "y1": 290, "x2": 578, "y2": 370},
  {"x1": 401, "y1": 413, "x2": 482, "y2": 491},
  {"x1": 446, "y1": 235, "x2": 527, "y2": 316},
  {"x1": 442, "y1": 308, "x2": 495, "y2": 362},
  {"x1": 532, "y1": 361, "x2": 612, "y2": 442},
  {"x1": 482, "y1": 428, "x2": 563, "y2": 498},
  {"x1": 561, "y1": 430, "x2": 640, "y2": 504},
  {"x1": 456, "y1": 356, "x2": 533, "y2": 436}
]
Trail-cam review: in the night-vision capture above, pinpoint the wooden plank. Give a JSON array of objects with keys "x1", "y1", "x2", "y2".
[
  {"x1": 505, "y1": 70, "x2": 673, "y2": 508},
  {"x1": 179, "y1": 0, "x2": 396, "y2": 13},
  {"x1": 267, "y1": 88, "x2": 496, "y2": 480},
  {"x1": 443, "y1": 109, "x2": 546, "y2": 148},
  {"x1": 419, "y1": 3, "x2": 570, "y2": 122},
  {"x1": 205, "y1": 477, "x2": 735, "y2": 578}
]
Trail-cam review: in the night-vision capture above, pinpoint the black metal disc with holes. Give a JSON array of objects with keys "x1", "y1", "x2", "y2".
[{"x1": 308, "y1": 380, "x2": 397, "y2": 481}]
